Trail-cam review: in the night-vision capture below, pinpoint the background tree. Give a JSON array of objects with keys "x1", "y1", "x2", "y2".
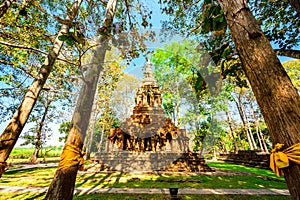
[
  {"x1": 0, "y1": 0, "x2": 83, "y2": 176},
  {"x1": 111, "y1": 73, "x2": 139, "y2": 121},
  {"x1": 282, "y1": 59, "x2": 300, "y2": 91},
  {"x1": 45, "y1": 0, "x2": 118, "y2": 198},
  {"x1": 152, "y1": 40, "x2": 202, "y2": 126},
  {"x1": 20, "y1": 90, "x2": 54, "y2": 163},
  {"x1": 58, "y1": 121, "x2": 72, "y2": 143},
  {"x1": 152, "y1": 40, "x2": 229, "y2": 157},
  {"x1": 249, "y1": 0, "x2": 300, "y2": 59},
  {"x1": 217, "y1": 0, "x2": 300, "y2": 198},
  {"x1": 84, "y1": 49, "x2": 124, "y2": 159},
  {"x1": 46, "y1": 0, "x2": 156, "y2": 197}
]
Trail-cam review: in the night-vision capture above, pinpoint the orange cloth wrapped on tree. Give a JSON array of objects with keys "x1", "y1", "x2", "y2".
[
  {"x1": 58, "y1": 144, "x2": 85, "y2": 171},
  {"x1": 270, "y1": 142, "x2": 300, "y2": 176}
]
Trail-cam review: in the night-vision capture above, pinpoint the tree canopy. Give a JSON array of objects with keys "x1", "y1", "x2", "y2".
[{"x1": 0, "y1": 0, "x2": 299, "y2": 198}]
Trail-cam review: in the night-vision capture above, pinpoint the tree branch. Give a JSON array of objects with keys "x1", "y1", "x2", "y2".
[
  {"x1": 0, "y1": 40, "x2": 47, "y2": 54},
  {"x1": 0, "y1": 40, "x2": 79, "y2": 66},
  {"x1": 0, "y1": 75, "x2": 30, "y2": 90},
  {"x1": 0, "y1": 0, "x2": 17, "y2": 18},
  {"x1": 0, "y1": 59, "x2": 36, "y2": 78},
  {"x1": 125, "y1": 0, "x2": 133, "y2": 29},
  {"x1": 0, "y1": 59, "x2": 14, "y2": 66},
  {"x1": 274, "y1": 49, "x2": 300, "y2": 59}
]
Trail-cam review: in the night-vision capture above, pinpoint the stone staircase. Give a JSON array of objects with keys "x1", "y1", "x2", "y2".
[
  {"x1": 88, "y1": 152, "x2": 214, "y2": 172},
  {"x1": 217, "y1": 150, "x2": 270, "y2": 169},
  {"x1": 162, "y1": 152, "x2": 214, "y2": 172}
]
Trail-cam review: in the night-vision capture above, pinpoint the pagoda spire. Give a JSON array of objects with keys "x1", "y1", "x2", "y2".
[
  {"x1": 144, "y1": 56, "x2": 154, "y2": 78},
  {"x1": 141, "y1": 57, "x2": 157, "y2": 86}
]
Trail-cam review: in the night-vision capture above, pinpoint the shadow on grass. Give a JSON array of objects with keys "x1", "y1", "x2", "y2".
[
  {"x1": 4, "y1": 166, "x2": 57, "y2": 176},
  {"x1": 207, "y1": 162, "x2": 285, "y2": 181},
  {"x1": 76, "y1": 172, "x2": 124, "y2": 194},
  {"x1": 73, "y1": 169, "x2": 287, "y2": 190},
  {"x1": 4, "y1": 168, "x2": 38, "y2": 175}
]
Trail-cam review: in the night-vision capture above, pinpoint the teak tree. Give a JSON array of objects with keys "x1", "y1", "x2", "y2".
[
  {"x1": 0, "y1": 0, "x2": 83, "y2": 177},
  {"x1": 218, "y1": 0, "x2": 300, "y2": 198},
  {"x1": 44, "y1": 0, "x2": 118, "y2": 199}
]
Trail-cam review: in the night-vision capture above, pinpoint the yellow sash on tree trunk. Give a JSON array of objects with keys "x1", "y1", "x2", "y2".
[
  {"x1": 57, "y1": 144, "x2": 86, "y2": 171},
  {"x1": 270, "y1": 142, "x2": 300, "y2": 176}
]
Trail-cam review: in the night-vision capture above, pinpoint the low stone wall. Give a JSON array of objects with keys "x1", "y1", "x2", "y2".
[
  {"x1": 88, "y1": 152, "x2": 214, "y2": 172},
  {"x1": 217, "y1": 150, "x2": 270, "y2": 169}
]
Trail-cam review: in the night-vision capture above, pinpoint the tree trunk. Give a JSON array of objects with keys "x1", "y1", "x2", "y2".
[
  {"x1": 98, "y1": 125, "x2": 105, "y2": 153},
  {"x1": 85, "y1": 103, "x2": 99, "y2": 160},
  {"x1": 45, "y1": 1, "x2": 117, "y2": 199},
  {"x1": 31, "y1": 98, "x2": 51, "y2": 163},
  {"x1": 210, "y1": 114, "x2": 217, "y2": 160},
  {"x1": 175, "y1": 82, "x2": 181, "y2": 127},
  {"x1": 0, "y1": 0, "x2": 17, "y2": 18},
  {"x1": 0, "y1": 0, "x2": 82, "y2": 177},
  {"x1": 218, "y1": 0, "x2": 300, "y2": 198},
  {"x1": 242, "y1": 101, "x2": 257, "y2": 149},
  {"x1": 249, "y1": 100, "x2": 266, "y2": 152},
  {"x1": 225, "y1": 109, "x2": 239, "y2": 153},
  {"x1": 257, "y1": 115, "x2": 269, "y2": 153},
  {"x1": 233, "y1": 95, "x2": 254, "y2": 150},
  {"x1": 237, "y1": 131, "x2": 245, "y2": 150}
]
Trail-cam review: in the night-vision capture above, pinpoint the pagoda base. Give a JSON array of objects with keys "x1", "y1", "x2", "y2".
[{"x1": 87, "y1": 152, "x2": 214, "y2": 173}]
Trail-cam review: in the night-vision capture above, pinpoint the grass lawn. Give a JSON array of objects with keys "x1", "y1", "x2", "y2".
[
  {"x1": 206, "y1": 161, "x2": 284, "y2": 181},
  {"x1": 1, "y1": 161, "x2": 287, "y2": 189},
  {"x1": 0, "y1": 161, "x2": 289, "y2": 199}
]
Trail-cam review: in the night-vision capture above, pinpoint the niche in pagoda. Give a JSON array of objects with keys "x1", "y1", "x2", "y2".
[{"x1": 106, "y1": 59, "x2": 189, "y2": 153}]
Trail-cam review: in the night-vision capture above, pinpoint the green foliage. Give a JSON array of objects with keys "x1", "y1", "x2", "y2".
[
  {"x1": 152, "y1": 41, "x2": 194, "y2": 124},
  {"x1": 201, "y1": 1, "x2": 227, "y2": 34},
  {"x1": 193, "y1": 121, "x2": 209, "y2": 151},
  {"x1": 9, "y1": 146, "x2": 63, "y2": 159},
  {"x1": 250, "y1": 0, "x2": 300, "y2": 49},
  {"x1": 282, "y1": 59, "x2": 300, "y2": 90},
  {"x1": 0, "y1": 0, "x2": 80, "y2": 128},
  {"x1": 159, "y1": 0, "x2": 299, "y2": 89},
  {"x1": 59, "y1": 121, "x2": 72, "y2": 143},
  {"x1": 111, "y1": 73, "x2": 139, "y2": 121}
]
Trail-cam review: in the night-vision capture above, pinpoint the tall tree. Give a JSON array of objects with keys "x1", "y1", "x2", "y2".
[
  {"x1": 218, "y1": 0, "x2": 300, "y2": 198},
  {"x1": 84, "y1": 50, "x2": 124, "y2": 159},
  {"x1": 0, "y1": 0, "x2": 83, "y2": 177},
  {"x1": 44, "y1": 0, "x2": 118, "y2": 199},
  {"x1": 160, "y1": 1, "x2": 299, "y2": 196},
  {"x1": 21, "y1": 90, "x2": 53, "y2": 163},
  {"x1": 0, "y1": 0, "x2": 56, "y2": 122},
  {"x1": 31, "y1": 94, "x2": 52, "y2": 163},
  {"x1": 152, "y1": 40, "x2": 200, "y2": 126},
  {"x1": 225, "y1": 106, "x2": 239, "y2": 153},
  {"x1": 111, "y1": 73, "x2": 139, "y2": 121},
  {"x1": 232, "y1": 88, "x2": 257, "y2": 150},
  {"x1": 248, "y1": 98, "x2": 268, "y2": 152}
]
